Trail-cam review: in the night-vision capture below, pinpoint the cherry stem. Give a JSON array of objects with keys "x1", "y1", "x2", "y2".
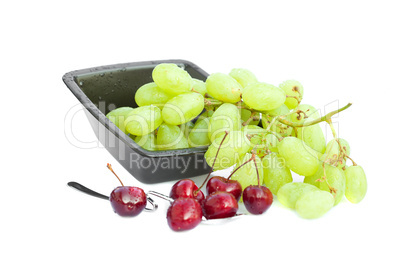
[
  {"x1": 196, "y1": 131, "x2": 229, "y2": 193},
  {"x1": 253, "y1": 157, "x2": 261, "y2": 187},
  {"x1": 147, "y1": 191, "x2": 174, "y2": 203},
  {"x1": 227, "y1": 154, "x2": 256, "y2": 181},
  {"x1": 107, "y1": 163, "x2": 124, "y2": 187}
]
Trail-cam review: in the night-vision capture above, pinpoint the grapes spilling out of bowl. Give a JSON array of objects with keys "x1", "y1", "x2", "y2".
[{"x1": 69, "y1": 63, "x2": 367, "y2": 231}]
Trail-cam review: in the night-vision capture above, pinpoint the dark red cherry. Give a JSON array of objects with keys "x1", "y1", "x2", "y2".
[
  {"x1": 110, "y1": 186, "x2": 147, "y2": 217},
  {"x1": 169, "y1": 179, "x2": 205, "y2": 202},
  {"x1": 202, "y1": 191, "x2": 238, "y2": 220},
  {"x1": 167, "y1": 197, "x2": 203, "y2": 231},
  {"x1": 206, "y1": 176, "x2": 242, "y2": 201},
  {"x1": 242, "y1": 185, "x2": 273, "y2": 215}
]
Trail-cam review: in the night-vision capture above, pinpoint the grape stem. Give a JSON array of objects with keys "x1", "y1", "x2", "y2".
[
  {"x1": 204, "y1": 98, "x2": 223, "y2": 106},
  {"x1": 242, "y1": 112, "x2": 257, "y2": 126},
  {"x1": 107, "y1": 163, "x2": 124, "y2": 187},
  {"x1": 195, "y1": 131, "x2": 229, "y2": 193},
  {"x1": 275, "y1": 103, "x2": 352, "y2": 128},
  {"x1": 227, "y1": 154, "x2": 256, "y2": 181}
]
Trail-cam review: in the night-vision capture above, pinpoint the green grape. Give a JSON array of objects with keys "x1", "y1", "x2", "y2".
[
  {"x1": 162, "y1": 92, "x2": 204, "y2": 126},
  {"x1": 204, "y1": 130, "x2": 252, "y2": 170},
  {"x1": 133, "y1": 132, "x2": 157, "y2": 151},
  {"x1": 205, "y1": 73, "x2": 243, "y2": 103},
  {"x1": 296, "y1": 119, "x2": 326, "y2": 154},
  {"x1": 134, "y1": 82, "x2": 173, "y2": 108},
  {"x1": 208, "y1": 103, "x2": 241, "y2": 142},
  {"x1": 277, "y1": 137, "x2": 319, "y2": 176},
  {"x1": 106, "y1": 107, "x2": 134, "y2": 134},
  {"x1": 124, "y1": 105, "x2": 163, "y2": 136},
  {"x1": 262, "y1": 153, "x2": 293, "y2": 195},
  {"x1": 230, "y1": 153, "x2": 264, "y2": 200},
  {"x1": 242, "y1": 82, "x2": 286, "y2": 111},
  {"x1": 229, "y1": 68, "x2": 258, "y2": 88},
  {"x1": 322, "y1": 138, "x2": 350, "y2": 168},
  {"x1": 289, "y1": 104, "x2": 320, "y2": 124},
  {"x1": 279, "y1": 80, "x2": 304, "y2": 110},
  {"x1": 188, "y1": 117, "x2": 211, "y2": 147},
  {"x1": 152, "y1": 63, "x2": 193, "y2": 95},
  {"x1": 266, "y1": 104, "x2": 289, "y2": 117},
  {"x1": 318, "y1": 164, "x2": 346, "y2": 205},
  {"x1": 241, "y1": 109, "x2": 260, "y2": 125},
  {"x1": 295, "y1": 190, "x2": 334, "y2": 219},
  {"x1": 191, "y1": 78, "x2": 207, "y2": 96},
  {"x1": 263, "y1": 105, "x2": 293, "y2": 137},
  {"x1": 303, "y1": 163, "x2": 325, "y2": 188},
  {"x1": 156, "y1": 123, "x2": 189, "y2": 150},
  {"x1": 277, "y1": 182, "x2": 319, "y2": 209},
  {"x1": 344, "y1": 165, "x2": 367, "y2": 204},
  {"x1": 183, "y1": 121, "x2": 195, "y2": 138}
]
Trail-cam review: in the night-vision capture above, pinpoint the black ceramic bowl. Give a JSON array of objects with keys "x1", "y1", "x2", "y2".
[{"x1": 63, "y1": 60, "x2": 211, "y2": 184}]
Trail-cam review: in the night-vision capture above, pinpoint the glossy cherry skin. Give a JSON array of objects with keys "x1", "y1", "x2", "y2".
[
  {"x1": 110, "y1": 186, "x2": 147, "y2": 217},
  {"x1": 242, "y1": 185, "x2": 273, "y2": 215},
  {"x1": 201, "y1": 191, "x2": 238, "y2": 220},
  {"x1": 206, "y1": 176, "x2": 242, "y2": 202},
  {"x1": 169, "y1": 179, "x2": 205, "y2": 203},
  {"x1": 167, "y1": 198, "x2": 203, "y2": 231}
]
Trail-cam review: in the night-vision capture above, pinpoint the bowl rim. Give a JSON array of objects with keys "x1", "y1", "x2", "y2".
[{"x1": 62, "y1": 59, "x2": 210, "y2": 158}]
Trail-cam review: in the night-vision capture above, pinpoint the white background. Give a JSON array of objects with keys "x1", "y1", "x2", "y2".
[{"x1": 1, "y1": 1, "x2": 401, "y2": 267}]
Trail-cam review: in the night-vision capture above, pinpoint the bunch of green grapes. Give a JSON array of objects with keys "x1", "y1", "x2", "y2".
[{"x1": 106, "y1": 64, "x2": 366, "y2": 218}]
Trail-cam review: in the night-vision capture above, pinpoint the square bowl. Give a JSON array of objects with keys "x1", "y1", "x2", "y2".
[{"x1": 63, "y1": 60, "x2": 211, "y2": 184}]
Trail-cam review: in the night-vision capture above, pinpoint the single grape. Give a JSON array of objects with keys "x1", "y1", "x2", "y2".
[
  {"x1": 208, "y1": 103, "x2": 241, "y2": 142},
  {"x1": 134, "y1": 82, "x2": 174, "y2": 108},
  {"x1": 204, "y1": 130, "x2": 252, "y2": 170},
  {"x1": 124, "y1": 105, "x2": 163, "y2": 136},
  {"x1": 106, "y1": 107, "x2": 134, "y2": 134},
  {"x1": 295, "y1": 190, "x2": 334, "y2": 219},
  {"x1": 156, "y1": 123, "x2": 189, "y2": 150},
  {"x1": 277, "y1": 182, "x2": 319, "y2": 209},
  {"x1": 296, "y1": 119, "x2": 326, "y2": 154},
  {"x1": 344, "y1": 165, "x2": 367, "y2": 204},
  {"x1": 277, "y1": 137, "x2": 319, "y2": 176},
  {"x1": 289, "y1": 104, "x2": 320, "y2": 124},
  {"x1": 319, "y1": 164, "x2": 346, "y2": 205},
  {"x1": 229, "y1": 68, "x2": 258, "y2": 88},
  {"x1": 152, "y1": 63, "x2": 193, "y2": 95},
  {"x1": 188, "y1": 116, "x2": 211, "y2": 147},
  {"x1": 205, "y1": 73, "x2": 243, "y2": 103},
  {"x1": 303, "y1": 163, "x2": 325, "y2": 188},
  {"x1": 262, "y1": 153, "x2": 293, "y2": 195},
  {"x1": 191, "y1": 78, "x2": 207, "y2": 96},
  {"x1": 279, "y1": 80, "x2": 304, "y2": 110},
  {"x1": 242, "y1": 82, "x2": 286, "y2": 111},
  {"x1": 266, "y1": 103, "x2": 289, "y2": 117},
  {"x1": 230, "y1": 153, "x2": 264, "y2": 201},
  {"x1": 162, "y1": 92, "x2": 204, "y2": 126},
  {"x1": 133, "y1": 132, "x2": 157, "y2": 151}
]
